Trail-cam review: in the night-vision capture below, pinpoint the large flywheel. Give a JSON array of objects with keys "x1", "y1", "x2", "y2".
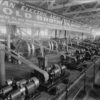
[{"x1": 15, "y1": 39, "x2": 31, "y2": 58}]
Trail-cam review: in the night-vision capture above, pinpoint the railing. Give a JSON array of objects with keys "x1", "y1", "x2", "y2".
[{"x1": 53, "y1": 58, "x2": 99, "y2": 100}]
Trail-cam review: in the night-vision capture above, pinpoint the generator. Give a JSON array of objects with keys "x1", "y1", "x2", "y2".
[{"x1": 0, "y1": 77, "x2": 40, "y2": 100}]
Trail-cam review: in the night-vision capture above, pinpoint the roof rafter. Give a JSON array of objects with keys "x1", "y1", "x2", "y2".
[
  {"x1": 48, "y1": 0, "x2": 98, "y2": 10},
  {"x1": 63, "y1": 7, "x2": 100, "y2": 15},
  {"x1": 74, "y1": 14, "x2": 100, "y2": 19},
  {"x1": 71, "y1": 2, "x2": 100, "y2": 19}
]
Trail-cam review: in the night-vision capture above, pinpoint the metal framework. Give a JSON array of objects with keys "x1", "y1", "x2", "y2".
[
  {"x1": 17, "y1": 0, "x2": 100, "y2": 28},
  {"x1": 48, "y1": 0, "x2": 99, "y2": 10},
  {"x1": 63, "y1": 7, "x2": 100, "y2": 15},
  {"x1": 73, "y1": 14, "x2": 100, "y2": 19}
]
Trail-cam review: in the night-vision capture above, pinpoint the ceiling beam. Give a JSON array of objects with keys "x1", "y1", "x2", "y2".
[
  {"x1": 76, "y1": 17, "x2": 100, "y2": 24},
  {"x1": 48, "y1": 0, "x2": 98, "y2": 10},
  {"x1": 79, "y1": 19, "x2": 100, "y2": 25},
  {"x1": 73, "y1": 13, "x2": 100, "y2": 19},
  {"x1": 70, "y1": 2, "x2": 100, "y2": 21},
  {"x1": 23, "y1": 0, "x2": 42, "y2": 3},
  {"x1": 63, "y1": 7, "x2": 100, "y2": 15}
]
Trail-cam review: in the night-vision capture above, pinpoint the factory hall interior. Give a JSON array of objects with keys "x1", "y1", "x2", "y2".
[{"x1": 1, "y1": 0, "x2": 100, "y2": 100}]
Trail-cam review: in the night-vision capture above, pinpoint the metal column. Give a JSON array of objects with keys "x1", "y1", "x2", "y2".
[{"x1": 0, "y1": 44, "x2": 6, "y2": 86}]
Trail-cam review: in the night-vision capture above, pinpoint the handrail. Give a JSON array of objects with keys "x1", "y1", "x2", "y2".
[
  {"x1": 72, "y1": 86, "x2": 83, "y2": 100},
  {"x1": 67, "y1": 62, "x2": 93, "y2": 92},
  {"x1": 66, "y1": 62, "x2": 94, "y2": 100},
  {"x1": 67, "y1": 73, "x2": 85, "y2": 92}
]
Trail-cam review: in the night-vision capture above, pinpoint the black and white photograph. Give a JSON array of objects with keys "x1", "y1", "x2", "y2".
[{"x1": 0, "y1": 0, "x2": 100, "y2": 100}]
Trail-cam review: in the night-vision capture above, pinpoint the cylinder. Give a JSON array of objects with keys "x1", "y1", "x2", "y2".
[
  {"x1": 8, "y1": 88, "x2": 25, "y2": 100},
  {"x1": 0, "y1": 86, "x2": 13, "y2": 96},
  {"x1": 25, "y1": 77, "x2": 39, "y2": 95},
  {"x1": 50, "y1": 64, "x2": 61, "y2": 80},
  {"x1": 6, "y1": 79, "x2": 13, "y2": 86},
  {"x1": 61, "y1": 65, "x2": 66, "y2": 74},
  {"x1": 16, "y1": 79, "x2": 27, "y2": 87}
]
